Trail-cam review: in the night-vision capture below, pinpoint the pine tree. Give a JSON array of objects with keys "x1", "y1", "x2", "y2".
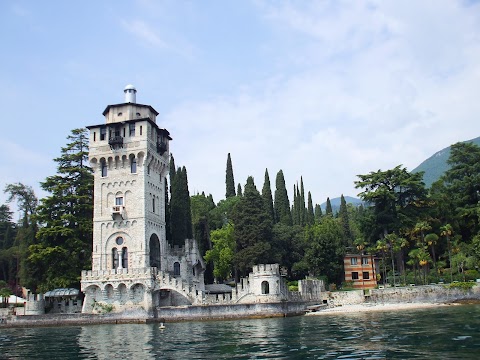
[
  {"x1": 307, "y1": 192, "x2": 315, "y2": 225},
  {"x1": 225, "y1": 153, "x2": 236, "y2": 198},
  {"x1": 325, "y1": 197, "x2": 333, "y2": 216},
  {"x1": 32, "y1": 128, "x2": 93, "y2": 291},
  {"x1": 274, "y1": 170, "x2": 292, "y2": 225},
  {"x1": 261, "y1": 169, "x2": 274, "y2": 223}
]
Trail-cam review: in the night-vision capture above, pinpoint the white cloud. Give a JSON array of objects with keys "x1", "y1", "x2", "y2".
[
  {"x1": 162, "y1": 1, "x2": 480, "y2": 204},
  {"x1": 121, "y1": 19, "x2": 167, "y2": 48}
]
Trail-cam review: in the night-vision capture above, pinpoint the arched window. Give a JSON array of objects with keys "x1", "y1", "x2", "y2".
[
  {"x1": 101, "y1": 160, "x2": 107, "y2": 177},
  {"x1": 122, "y1": 247, "x2": 128, "y2": 269},
  {"x1": 152, "y1": 196, "x2": 155, "y2": 213},
  {"x1": 261, "y1": 281, "x2": 270, "y2": 295},
  {"x1": 131, "y1": 157, "x2": 137, "y2": 173},
  {"x1": 112, "y1": 248, "x2": 119, "y2": 269},
  {"x1": 174, "y1": 262, "x2": 180, "y2": 276}
]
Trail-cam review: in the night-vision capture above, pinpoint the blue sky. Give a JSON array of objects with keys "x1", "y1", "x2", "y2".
[{"x1": 1, "y1": 0, "x2": 480, "y2": 216}]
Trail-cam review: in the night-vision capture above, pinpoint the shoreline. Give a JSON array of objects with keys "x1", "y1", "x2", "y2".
[{"x1": 306, "y1": 302, "x2": 460, "y2": 316}]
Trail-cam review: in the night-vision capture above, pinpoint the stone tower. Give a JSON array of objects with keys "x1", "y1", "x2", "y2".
[{"x1": 81, "y1": 86, "x2": 205, "y2": 315}]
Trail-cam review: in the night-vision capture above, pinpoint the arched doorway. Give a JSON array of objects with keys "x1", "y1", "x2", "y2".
[
  {"x1": 149, "y1": 234, "x2": 161, "y2": 268},
  {"x1": 261, "y1": 281, "x2": 270, "y2": 294}
]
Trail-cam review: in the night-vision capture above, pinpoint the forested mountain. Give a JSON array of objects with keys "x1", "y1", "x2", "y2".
[
  {"x1": 412, "y1": 136, "x2": 480, "y2": 187},
  {"x1": 320, "y1": 196, "x2": 363, "y2": 214}
]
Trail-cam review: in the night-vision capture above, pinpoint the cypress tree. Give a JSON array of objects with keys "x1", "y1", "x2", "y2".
[
  {"x1": 339, "y1": 194, "x2": 353, "y2": 246},
  {"x1": 307, "y1": 191, "x2": 315, "y2": 225},
  {"x1": 165, "y1": 177, "x2": 171, "y2": 242},
  {"x1": 314, "y1": 204, "x2": 322, "y2": 222},
  {"x1": 225, "y1": 153, "x2": 236, "y2": 198},
  {"x1": 261, "y1": 169, "x2": 274, "y2": 223},
  {"x1": 274, "y1": 170, "x2": 292, "y2": 225},
  {"x1": 293, "y1": 184, "x2": 299, "y2": 225},
  {"x1": 232, "y1": 176, "x2": 272, "y2": 279},
  {"x1": 325, "y1": 197, "x2": 333, "y2": 216},
  {"x1": 170, "y1": 166, "x2": 193, "y2": 246},
  {"x1": 182, "y1": 166, "x2": 193, "y2": 239},
  {"x1": 237, "y1": 183, "x2": 243, "y2": 197},
  {"x1": 300, "y1": 177, "x2": 306, "y2": 226}
]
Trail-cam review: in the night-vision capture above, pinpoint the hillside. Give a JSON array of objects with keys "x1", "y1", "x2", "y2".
[
  {"x1": 412, "y1": 136, "x2": 480, "y2": 187},
  {"x1": 320, "y1": 196, "x2": 363, "y2": 213}
]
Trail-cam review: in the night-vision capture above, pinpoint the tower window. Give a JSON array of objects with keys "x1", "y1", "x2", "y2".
[
  {"x1": 131, "y1": 157, "x2": 137, "y2": 173},
  {"x1": 261, "y1": 281, "x2": 270, "y2": 295},
  {"x1": 116, "y1": 237, "x2": 124, "y2": 246},
  {"x1": 152, "y1": 197, "x2": 155, "y2": 213},
  {"x1": 115, "y1": 196, "x2": 123, "y2": 206},
  {"x1": 101, "y1": 160, "x2": 107, "y2": 177},
  {"x1": 93, "y1": 132, "x2": 96, "y2": 142},
  {"x1": 123, "y1": 127, "x2": 126, "y2": 137},
  {"x1": 112, "y1": 248, "x2": 119, "y2": 269},
  {"x1": 174, "y1": 262, "x2": 180, "y2": 276},
  {"x1": 129, "y1": 124, "x2": 135, "y2": 137},
  {"x1": 140, "y1": 126, "x2": 143, "y2": 135},
  {"x1": 122, "y1": 247, "x2": 128, "y2": 269},
  {"x1": 100, "y1": 127, "x2": 106, "y2": 141}
]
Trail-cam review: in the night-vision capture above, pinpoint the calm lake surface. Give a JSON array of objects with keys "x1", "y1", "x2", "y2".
[{"x1": 1, "y1": 304, "x2": 479, "y2": 359}]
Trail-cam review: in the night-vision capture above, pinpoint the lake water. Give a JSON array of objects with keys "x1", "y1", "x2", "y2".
[{"x1": 1, "y1": 304, "x2": 479, "y2": 359}]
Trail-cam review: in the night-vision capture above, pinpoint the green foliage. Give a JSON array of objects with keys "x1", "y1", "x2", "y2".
[
  {"x1": 325, "y1": 198, "x2": 333, "y2": 216},
  {"x1": 170, "y1": 166, "x2": 193, "y2": 246},
  {"x1": 445, "y1": 282, "x2": 476, "y2": 291},
  {"x1": 274, "y1": 170, "x2": 292, "y2": 226},
  {"x1": 303, "y1": 217, "x2": 345, "y2": 284},
  {"x1": 32, "y1": 128, "x2": 93, "y2": 291},
  {"x1": 204, "y1": 223, "x2": 235, "y2": 281},
  {"x1": 225, "y1": 153, "x2": 236, "y2": 198},
  {"x1": 232, "y1": 177, "x2": 273, "y2": 278},
  {"x1": 92, "y1": 301, "x2": 115, "y2": 313},
  {"x1": 261, "y1": 169, "x2": 275, "y2": 223}
]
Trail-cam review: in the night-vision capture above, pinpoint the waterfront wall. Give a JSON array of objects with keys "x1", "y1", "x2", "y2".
[
  {"x1": 322, "y1": 284, "x2": 480, "y2": 306},
  {"x1": 156, "y1": 302, "x2": 312, "y2": 321},
  {"x1": 369, "y1": 284, "x2": 480, "y2": 303}
]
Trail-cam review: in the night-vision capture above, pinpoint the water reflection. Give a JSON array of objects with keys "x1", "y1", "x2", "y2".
[
  {"x1": 78, "y1": 324, "x2": 155, "y2": 359},
  {"x1": 0, "y1": 305, "x2": 479, "y2": 359}
]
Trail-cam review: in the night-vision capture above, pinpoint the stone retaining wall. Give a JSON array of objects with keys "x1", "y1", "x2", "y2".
[{"x1": 156, "y1": 302, "x2": 312, "y2": 321}]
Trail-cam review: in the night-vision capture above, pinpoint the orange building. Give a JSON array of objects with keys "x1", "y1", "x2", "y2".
[{"x1": 343, "y1": 254, "x2": 377, "y2": 289}]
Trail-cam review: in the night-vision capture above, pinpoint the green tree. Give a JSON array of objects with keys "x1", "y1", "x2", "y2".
[
  {"x1": 32, "y1": 128, "x2": 93, "y2": 291},
  {"x1": 314, "y1": 204, "x2": 322, "y2": 222},
  {"x1": 170, "y1": 166, "x2": 193, "y2": 246},
  {"x1": 338, "y1": 194, "x2": 353, "y2": 247},
  {"x1": 355, "y1": 165, "x2": 427, "y2": 242},
  {"x1": 325, "y1": 198, "x2": 333, "y2": 216},
  {"x1": 274, "y1": 170, "x2": 292, "y2": 225},
  {"x1": 306, "y1": 192, "x2": 315, "y2": 225},
  {"x1": 232, "y1": 176, "x2": 273, "y2": 279},
  {"x1": 204, "y1": 222, "x2": 235, "y2": 281},
  {"x1": 0, "y1": 204, "x2": 16, "y2": 284},
  {"x1": 443, "y1": 142, "x2": 480, "y2": 241},
  {"x1": 261, "y1": 169, "x2": 274, "y2": 223},
  {"x1": 225, "y1": 153, "x2": 236, "y2": 198},
  {"x1": 237, "y1": 183, "x2": 243, "y2": 197},
  {"x1": 303, "y1": 217, "x2": 345, "y2": 284}
]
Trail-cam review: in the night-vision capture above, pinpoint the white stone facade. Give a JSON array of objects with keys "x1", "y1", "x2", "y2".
[{"x1": 81, "y1": 86, "x2": 205, "y2": 315}]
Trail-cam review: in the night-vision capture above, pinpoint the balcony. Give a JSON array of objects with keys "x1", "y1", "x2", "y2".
[
  {"x1": 109, "y1": 136, "x2": 124, "y2": 150},
  {"x1": 111, "y1": 205, "x2": 125, "y2": 219},
  {"x1": 157, "y1": 141, "x2": 167, "y2": 155}
]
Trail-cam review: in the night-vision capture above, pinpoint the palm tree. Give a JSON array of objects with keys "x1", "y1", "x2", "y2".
[
  {"x1": 440, "y1": 224, "x2": 454, "y2": 283},
  {"x1": 424, "y1": 233, "x2": 439, "y2": 269}
]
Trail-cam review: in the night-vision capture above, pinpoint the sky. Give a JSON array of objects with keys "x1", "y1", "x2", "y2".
[{"x1": 1, "y1": 0, "x2": 480, "y2": 217}]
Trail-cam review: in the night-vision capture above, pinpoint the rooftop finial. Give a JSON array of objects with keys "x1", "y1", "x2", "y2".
[{"x1": 124, "y1": 84, "x2": 137, "y2": 103}]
